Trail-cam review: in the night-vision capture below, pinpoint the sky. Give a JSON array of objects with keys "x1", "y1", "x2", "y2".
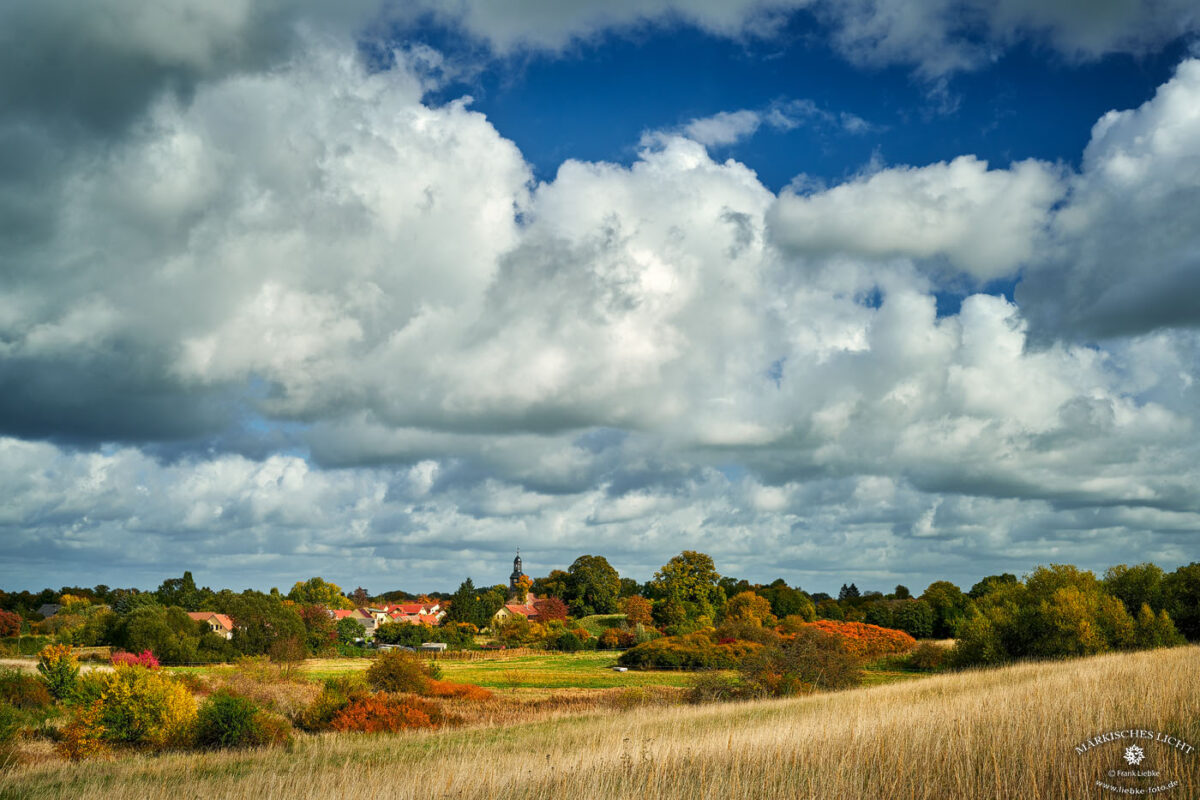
[{"x1": 2, "y1": 0, "x2": 1200, "y2": 596}]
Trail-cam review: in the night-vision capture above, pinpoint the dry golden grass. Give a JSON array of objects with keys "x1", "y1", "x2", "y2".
[{"x1": 3, "y1": 646, "x2": 1197, "y2": 800}]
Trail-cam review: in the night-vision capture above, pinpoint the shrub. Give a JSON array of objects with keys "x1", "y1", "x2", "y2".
[
  {"x1": 56, "y1": 701, "x2": 108, "y2": 761},
  {"x1": 0, "y1": 671, "x2": 53, "y2": 710},
  {"x1": 65, "y1": 667, "x2": 197, "y2": 752},
  {"x1": 111, "y1": 650, "x2": 160, "y2": 669},
  {"x1": 950, "y1": 615, "x2": 1006, "y2": 667},
  {"x1": 36, "y1": 644, "x2": 79, "y2": 700},
  {"x1": 366, "y1": 650, "x2": 433, "y2": 694},
  {"x1": 906, "y1": 641, "x2": 949, "y2": 671},
  {"x1": 297, "y1": 675, "x2": 370, "y2": 732},
  {"x1": 0, "y1": 701, "x2": 22, "y2": 767},
  {"x1": 618, "y1": 632, "x2": 764, "y2": 669},
  {"x1": 194, "y1": 690, "x2": 291, "y2": 749},
  {"x1": 685, "y1": 673, "x2": 744, "y2": 704},
  {"x1": 803, "y1": 620, "x2": 916, "y2": 660},
  {"x1": 330, "y1": 694, "x2": 449, "y2": 733},
  {"x1": 555, "y1": 631, "x2": 584, "y2": 652},
  {"x1": 742, "y1": 627, "x2": 862, "y2": 695},
  {"x1": 0, "y1": 611, "x2": 21, "y2": 638}
]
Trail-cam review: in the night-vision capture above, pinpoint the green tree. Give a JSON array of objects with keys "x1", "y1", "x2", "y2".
[
  {"x1": 1163, "y1": 563, "x2": 1200, "y2": 640},
  {"x1": 287, "y1": 577, "x2": 352, "y2": 610},
  {"x1": 649, "y1": 551, "x2": 724, "y2": 614},
  {"x1": 565, "y1": 555, "x2": 621, "y2": 616},
  {"x1": 920, "y1": 581, "x2": 970, "y2": 638},
  {"x1": 444, "y1": 579, "x2": 482, "y2": 628},
  {"x1": 155, "y1": 572, "x2": 206, "y2": 610},
  {"x1": 968, "y1": 573, "x2": 1018, "y2": 599},
  {"x1": 531, "y1": 570, "x2": 570, "y2": 601},
  {"x1": 1103, "y1": 563, "x2": 1166, "y2": 616},
  {"x1": 336, "y1": 617, "x2": 364, "y2": 645},
  {"x1": 892, "y1": 599, "x2": 934, "y2": 639},
  {"x1": 297, "y1": 605, "x2": 337, "y2": 654},
  {"x1": 1133, "y1": 603, "x2": 1184, "y2": 649},
  {"x1": 222, "y1": 592, "x2": 305, "y2": 656}
]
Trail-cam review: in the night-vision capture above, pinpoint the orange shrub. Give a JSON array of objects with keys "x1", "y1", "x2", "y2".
[
  {"x1": 802, "y1": 620, "x2": 916, "y2": 660},
  {"x1": 330, "y1": 694, "x2": 447, "y2": 733},
  {"x1": 425, "y1": 680, "x2": 492, "y2": 701}
]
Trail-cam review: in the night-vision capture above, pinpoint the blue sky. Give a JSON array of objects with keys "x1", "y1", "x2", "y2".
[{"x1": 1, "y1": 1, "x2": 1200, "y2": 596}]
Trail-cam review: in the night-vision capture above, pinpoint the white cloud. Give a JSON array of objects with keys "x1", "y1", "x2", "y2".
[
  {"x1": 768, "y1": 155, "x2": 1065, "y2": 280},
  {"x1": 1019, "y1": 59, "x2": 1200, "y2": 337}
]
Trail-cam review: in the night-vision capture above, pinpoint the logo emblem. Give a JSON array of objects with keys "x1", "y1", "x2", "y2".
[{"x1": 1124, "y1": 745, "x2": 1146, "y2": 766}]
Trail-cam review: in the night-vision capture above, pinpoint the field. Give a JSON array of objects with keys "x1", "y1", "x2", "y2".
[{"x1": 3, "y1": 645, "x2": 1196, "y2": 799}]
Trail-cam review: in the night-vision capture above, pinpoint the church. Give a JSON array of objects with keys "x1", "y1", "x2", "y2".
[{"x1": 492, "y1": 551, "x2": 540, "y2": 624}]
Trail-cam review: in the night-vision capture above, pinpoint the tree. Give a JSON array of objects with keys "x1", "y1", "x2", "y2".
[
  {"x1": 531, "y1": 570, "x2": 570, "y2": 602},
  {"x1": 722, "y1": 591, "x2": 777, "y2": 627},
  {"x1": 297, "y1": 605, "x2": 338, "y2": 654},
  {"x1": 838, "y1": 583, "x2": 860, "y2": 603},
  {"x1": 287, "y1": 577, "x2": 352, "y2": 610},
  {"x1": 969, "y1": 573, "x2": 1018, "y2": 599},
  {"x1": 893, "y1": 585, "x2": 911, "y2": 600},
  {"x1": 618, "y1": 578, "x2": 642, "y2": 598},
  {"x1": 514, "y1": 574, "x2": 533, "y2": 602},
  {"x1": 1103, "y1": 563, "x2": 1166, "y2": 616},
  {"x1": 758, "y1": 580, "x2": 814, "y2": 621},
  {"x1": 0, "y1": 610, "x2": 21, "y2": 637},
  {"x1": 619, "y1": 595, "x2": 653, "y2": 627},
  {"x1": 534, "y1": 596, "x2": 568, "y2": 623},
  {"x1": 268, "y1": 636, "x2": 306, "y2": 677},
  {"x1": 816, "y1": 598, "x2": 844, "y2": 620},
  {"x1": 1163, "y1": 563, "x2": 1200, "y2": 640},
  {"x1": 223, "y1": 592, "x2": 306, "y2": 656},
  {"x1": 648, "y1": 551, "x2": 723, "y2": 618},
  {"x1": 920, "y1": 581, "x2": 969, "y2": 638},
  {"x1": 565, "y1": 555, "x2": 621, "y2": 616},
  {"x1": 892, "y1": 599, "x2": 934, "y2": 639},
  {"x1": 349, "y1": 587, "x2": 370, "y2": 607},
  {"x1": 336, "y1": 617, "x2": 364, "y2": 645},
  {"x1": 155, "y1": 572, "x2": 207, "y2": 610},
  {"x1": 444, "y1": 579, "x2": 482, "y2": 628}
]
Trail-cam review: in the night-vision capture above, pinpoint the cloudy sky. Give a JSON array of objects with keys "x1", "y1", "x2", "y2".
[{"x1": 3, "y1": 0, "x2": 1200, "y2": 596}]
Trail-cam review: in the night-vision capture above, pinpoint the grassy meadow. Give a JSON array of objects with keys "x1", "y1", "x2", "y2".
[{"x1": 4, "y1": 645, "x2": 1196, "y2": 799}]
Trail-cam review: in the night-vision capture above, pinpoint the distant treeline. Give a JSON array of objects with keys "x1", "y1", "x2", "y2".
[{"x1": 1, "y1": 554, "x2": 1197, "y2": 667}]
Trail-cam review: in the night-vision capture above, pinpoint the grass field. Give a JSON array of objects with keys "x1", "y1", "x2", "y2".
[{"x1": 5, "y1": 645, "x2": 1196, "y2": 799}]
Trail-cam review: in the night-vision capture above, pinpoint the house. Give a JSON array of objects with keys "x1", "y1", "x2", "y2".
[
  {"x1": 36, "y1": 604, "x2": 61, "y2": 619},
  {"x1": 186, "y1": 612, "x2": 235, "y2": 640},
  {"x1": 330, "y1": 608, "x2": 378, "y2": 638},
  {"x1": 493, "y1": 551, "x2": 540, "y2": 624}
]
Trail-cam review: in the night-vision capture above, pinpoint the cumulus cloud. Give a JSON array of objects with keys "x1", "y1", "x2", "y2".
[
  {"x1": 1019, "y1": 59, "x2": 1200, "y2": 338},
  {"x1": 768, "y1": 155, "x2": 1065, "y2": 280},
  {"x1": 409, "y1": 0, "x2": 1200, "y2": 78},
  {"x1": 4, "y1": 17, "x2": 1200, "y2": 592}
]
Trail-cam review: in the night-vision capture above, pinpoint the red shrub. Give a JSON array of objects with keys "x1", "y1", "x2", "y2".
[
  {"x1": 0, "y1": 610, "x2": 21, "y2": 638},
  {"x1": 801, "y1": 620, "x2": 916, "y2": 660},
  {"x1": 330, "y1": 694, "x2": 445, "y2": 733}
]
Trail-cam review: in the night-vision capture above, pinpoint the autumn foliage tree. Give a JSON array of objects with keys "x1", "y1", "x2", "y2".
[{"x1": 619, "y1": 595, "x2": 653, "y2": 627}]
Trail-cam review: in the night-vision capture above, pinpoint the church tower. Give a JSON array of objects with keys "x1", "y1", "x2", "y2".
[{"x1": 509, "y1": 550, "x2": 523, "y2": 592}]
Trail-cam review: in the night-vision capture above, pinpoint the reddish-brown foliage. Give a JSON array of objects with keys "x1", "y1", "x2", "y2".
[
  {"x1": 802, "y1": 620, "x2": 916, "y2": 660},
  {"x1": 534, "y1": 597, "x2": 568, "y2": 622},
  {"x1": 0, "y1": 610, "x2": 21, "y2": 637},
  {"x1": 330, "y1": 694, "x2": 445, "y2": 733}
]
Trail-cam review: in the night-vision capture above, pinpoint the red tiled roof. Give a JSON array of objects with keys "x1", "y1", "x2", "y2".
[
  {"x1": 503, "y1": 604, "x2": 538, "y2": 618},
  {"x1": 187, "y1": 612, "x2": 234, "y2": 631}
]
